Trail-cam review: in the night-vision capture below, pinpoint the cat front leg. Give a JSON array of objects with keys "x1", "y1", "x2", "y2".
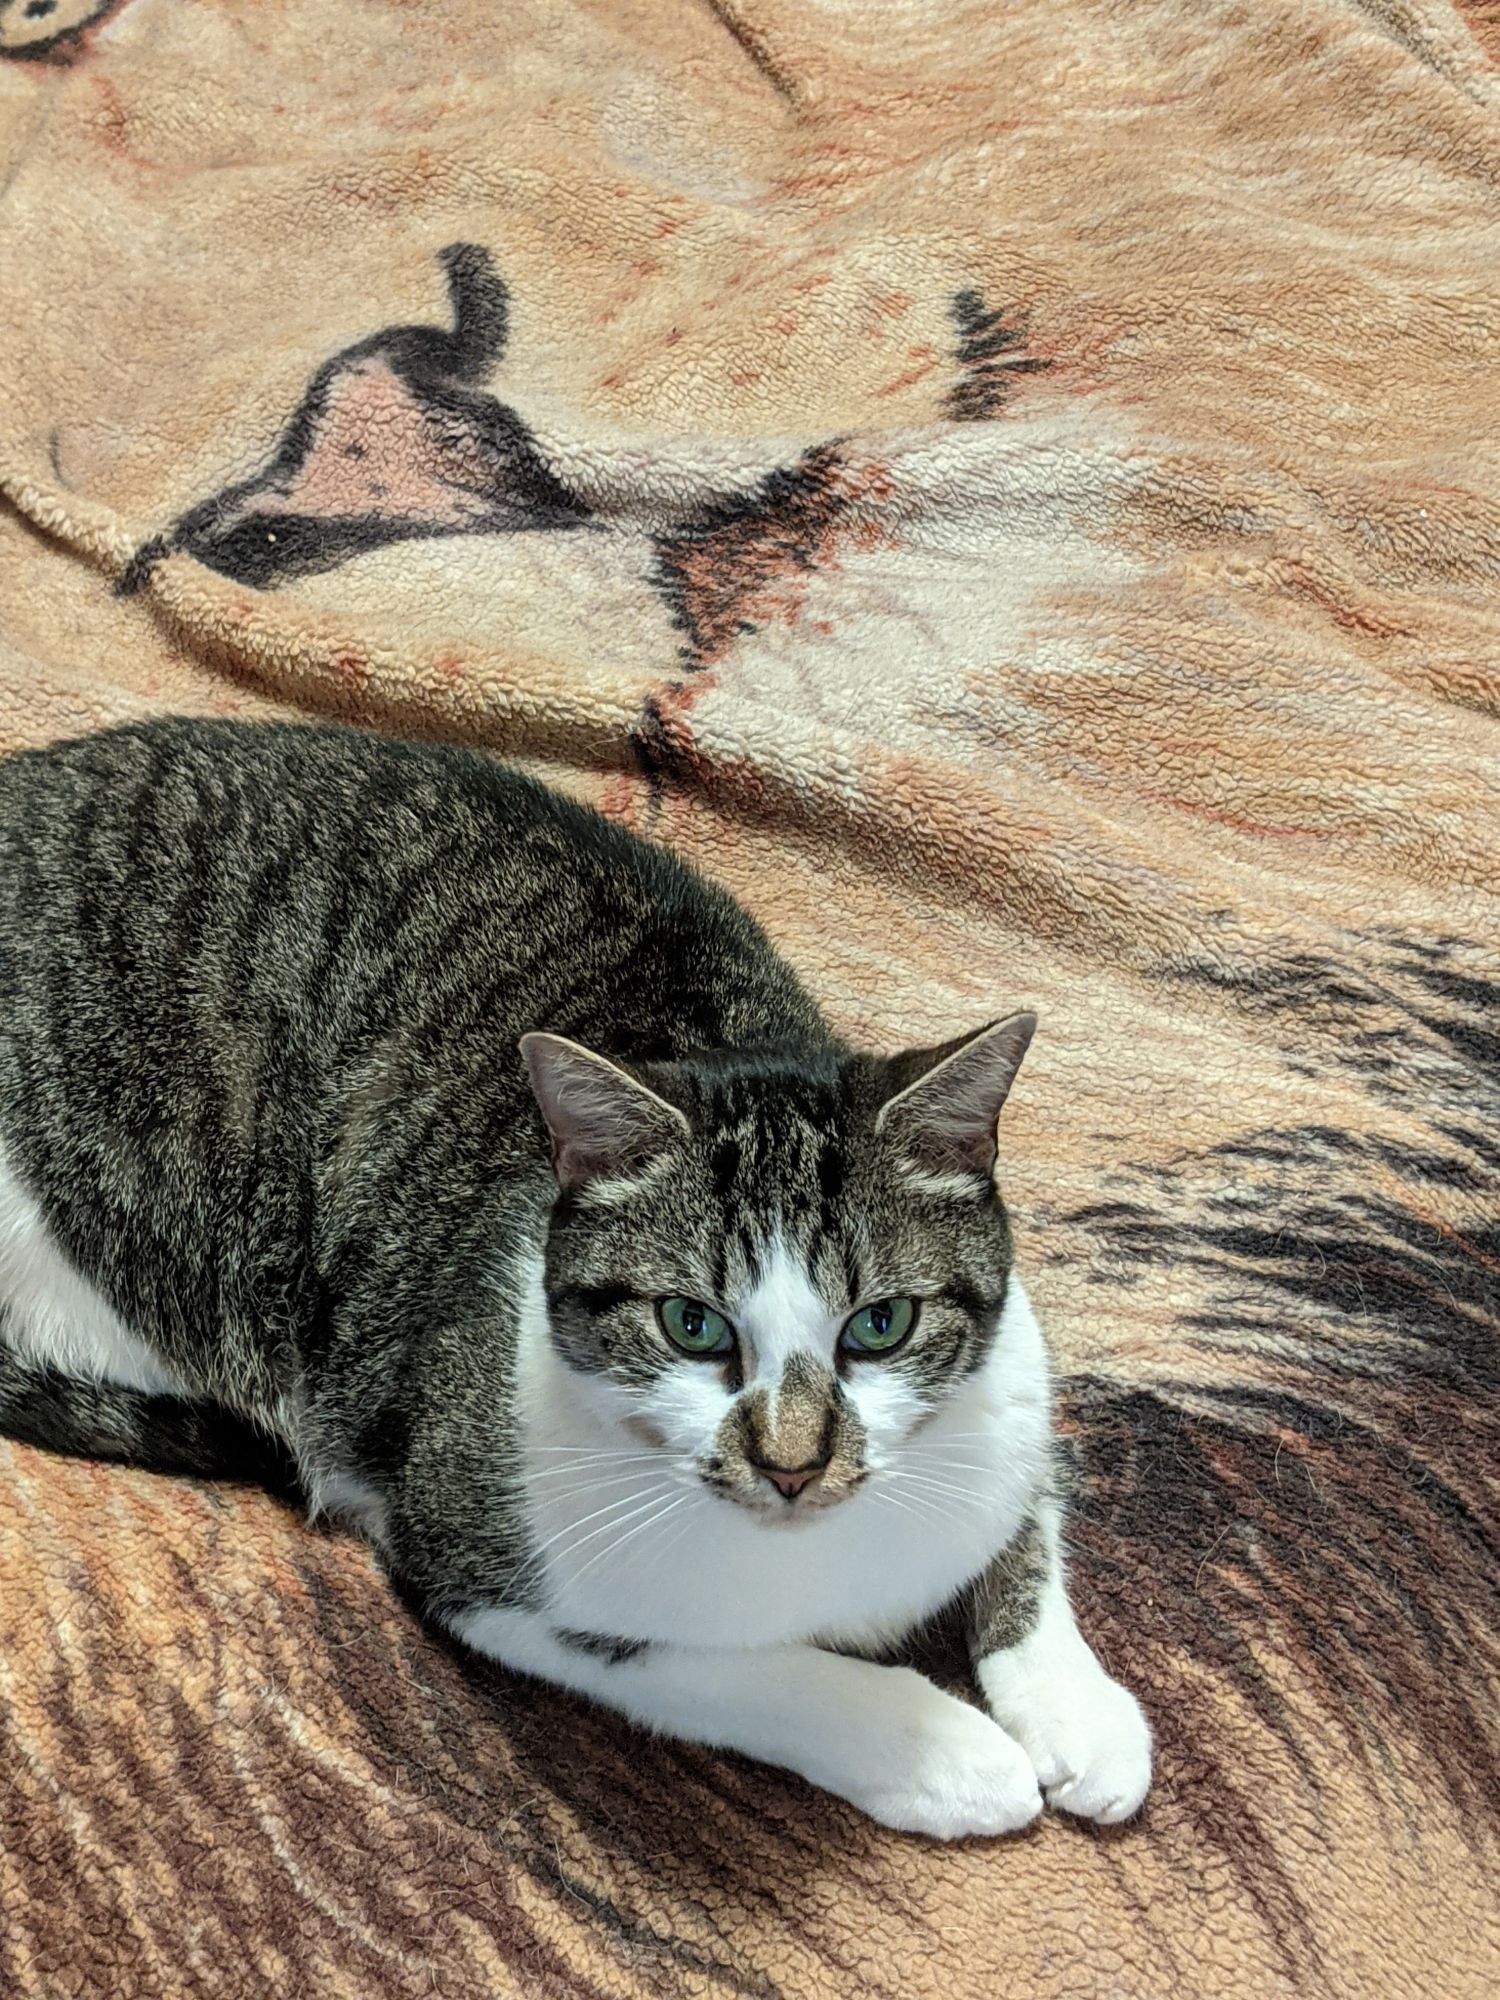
[
  {"x1": 449, "y1": 1604, "x2": 1044, "y2": 1840},
  {"x1": 968, "y1": 1502, "x2": 1152, "y2": 1824}
]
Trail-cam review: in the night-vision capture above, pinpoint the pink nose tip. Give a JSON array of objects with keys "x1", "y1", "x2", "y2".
[{"x1": 761, "y1": 1463, "x2": 823, "y2": 1499}]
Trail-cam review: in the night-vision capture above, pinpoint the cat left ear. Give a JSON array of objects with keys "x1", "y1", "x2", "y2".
[
  {"x1": 521, "y1": 1034, "x2": 689, "y2": 1191},
  {"x1": 876, "y1": 1012, "x2": 1037, "y2": 1181}
]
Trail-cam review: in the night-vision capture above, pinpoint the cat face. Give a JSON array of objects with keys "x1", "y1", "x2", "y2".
[{"x1": 526, "y1": 1019, "x2": 1034, "y2": 1525}]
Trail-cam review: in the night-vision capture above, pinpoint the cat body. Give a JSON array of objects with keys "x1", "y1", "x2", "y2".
[{"x1": 0, "y1": 719, "x2": 1150, "y2": 1838}]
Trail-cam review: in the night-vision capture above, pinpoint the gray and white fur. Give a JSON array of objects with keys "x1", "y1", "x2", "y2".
[{"x1": 0, "y1": 719, "x2": 1149, "y2": 1838}]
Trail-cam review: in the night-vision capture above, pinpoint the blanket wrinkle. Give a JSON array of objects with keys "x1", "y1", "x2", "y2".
[{"x1": 2, "y1": 3, "x2": 1498, "y2": 1997}]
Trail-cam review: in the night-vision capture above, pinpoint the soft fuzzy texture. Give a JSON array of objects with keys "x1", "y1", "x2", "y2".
[{"x1": 1, "y1": 2, "x2": 1497, "y2": 1996}]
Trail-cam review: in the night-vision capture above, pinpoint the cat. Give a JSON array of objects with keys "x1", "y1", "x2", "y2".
[{"x1": 0, "y1": 718, "x2": 1151, "y2": 1839}]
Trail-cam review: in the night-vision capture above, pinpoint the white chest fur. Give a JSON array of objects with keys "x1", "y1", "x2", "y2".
[{"x1": 515, "y1": 1278, "x2": 1053, "y2": 1650}]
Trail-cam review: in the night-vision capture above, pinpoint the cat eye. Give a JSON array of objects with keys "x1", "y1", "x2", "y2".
[
  {"x1": 840, "y1": 1296, "x2": 918, "y2": 1356},
  {"x1": 656, "y1": 1296, "x2": 735, "y2": 1357}
]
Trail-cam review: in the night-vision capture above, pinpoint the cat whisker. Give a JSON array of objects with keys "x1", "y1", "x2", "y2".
[
  {"x1": 563, "y1": 1491, "x2": 694, "y2": 1592},
  {"x1": 514, "y1": 1500, "x2": 671, "y2": 1595},
  {"x1": 520, "y1": 1476, "x2": 675, "y2": 1522},
  {"x1": 867, "y1": 1483, "x2": 956, "y2": 1532},
  {"x1": 524, "y1": 1448, "x2": 672, "y2": 1464},
  {"x1": 899, "y1": 1461, "x2": 992, "y2": 1490},
  {"x1": 899, "y1": 1471, "x2": 992, "y2": 1503},
  {"x1": 640, "y1": 1515, "x2": 699, "y2": 1574},
  {"x1": 909, "y1": 1430, "x2": 1009, "y2": 1446},
  {"x1": 892, "y1": 1488, "x2": 993, "y2": 1534},
  {"x1": 520, "y1": 1480, "x2": 672, "y2": 1570},
  {"x1": 529, "y1": 1460, "x2": 667, "y2": 1487},
  {"x1": 900, "y1": 1456, "x2": 1004, "y2": 1472},
  {"x1": 866, "y1": 1487, "x2": 928, "y2": 1525},
  {"x1": 639, "y1": 1493, "x2": 704, "y2": 1578}
]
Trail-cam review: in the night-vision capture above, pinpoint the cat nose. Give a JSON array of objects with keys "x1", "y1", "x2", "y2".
[{"x1": 756, "y1": 1458, "x2": 827, "y2": 1500}]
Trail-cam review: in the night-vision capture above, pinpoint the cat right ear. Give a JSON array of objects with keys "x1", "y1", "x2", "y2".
[
  {"x1": 520, "y1": 1034, "x2": 689, "y2": 1191},
  {"x1": 876, "y1": 1011, "x2": 1037, "y2": 1181}
]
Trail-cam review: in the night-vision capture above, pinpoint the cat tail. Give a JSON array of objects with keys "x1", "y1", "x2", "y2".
[{"x1": 0, "y1": 1346, "x2": 299, "y2": 1494}]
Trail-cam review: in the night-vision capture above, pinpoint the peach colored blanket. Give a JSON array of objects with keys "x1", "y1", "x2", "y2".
[{"x1": 2, "y1": 3, "x2": 1498, "y2": 1995}]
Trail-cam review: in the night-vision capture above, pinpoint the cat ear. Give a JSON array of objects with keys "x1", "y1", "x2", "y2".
[
  {"x1": 875, "y1": 1012, "x2": 1037, "y2": 1180},
  {"x1": 520, "y1": 1034, "x2": 689, "y2": 1191}
]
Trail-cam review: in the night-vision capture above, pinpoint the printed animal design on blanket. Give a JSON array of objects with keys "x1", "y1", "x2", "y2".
[
  {"x1": 0, "y1": 0, "x2": 130, "y2": 62},
  {"x1": 121, "y1": 246, "x2": 592, "y2": 594},
  {"x1": 124, "y1": 246, "x2": 1053, "y2": 679},
  {"x1": 946, "y1": 291, "x2": 1051, "y2": 422},
  {"x1": 1051, "y1": 925, "x2": 1500, "y2": 1936},
  {"x1": 123, "y1": 240, "x2": 863, "y2": 634},
  {"x1": 652, "y1": 444, "x2": 863, "y2": 670}
]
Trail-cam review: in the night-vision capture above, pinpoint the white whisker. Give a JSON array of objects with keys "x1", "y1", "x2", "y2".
[
  {"x1": 902, "y1": 1471, "x2": 998, "y2": 1493},
  {"x1": 529, "y1": 1460, "x2": 666, "y2": 1488},
  {"x1": 900, "y1": 1470, "x2": 991, "y2": 1503},
  {"x1": 902, "y1": 1456, "x2": 1002, "y2": 1480},
  {"x1": 876, "y1": 1478, "x2": 972, "y2": 1533},
  {"x1": 524, "y1": 1448, "x2": 672, "y2": 1464},
  {"x1": 641, "y1": 1494, "x2": 703, "y2": 1576},
  {"x1": 516, "y1": 1496, "x2": 672, "y2": 1594},
  {"x1": 904, "y1": 1453, "x2": 1003, "y2": 1475},
  {"x1": 910, "y1": 1430, "x2": 1009, "y2": 1446},
  {"x1": 867, "y1": 1488, "x2": 928, "y2": 1525},
  {"x1": 521, "y1": 1479, "x2": 669, "y2": 1568},
  {"x1": 564, "y1": 1491, "x2": 693, "y2": 1591}
]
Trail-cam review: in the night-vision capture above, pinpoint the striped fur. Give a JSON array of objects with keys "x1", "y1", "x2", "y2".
[{"x1": 0, "y1": 718, "x2": 1146, "y2": 1841}]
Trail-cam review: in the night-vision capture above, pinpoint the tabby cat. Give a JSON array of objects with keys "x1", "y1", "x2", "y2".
[{"x1": 0, "y1": 720, "x2": 1150, "y2": 1838}]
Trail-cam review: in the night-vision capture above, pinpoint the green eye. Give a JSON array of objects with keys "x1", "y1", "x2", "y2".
[
  {"x1": 656, "y1": 1296, "x2": 735, "y2": 1357},
  {"x1": 841, "y1": 1297, "x2": 918, "y2": 1356}
]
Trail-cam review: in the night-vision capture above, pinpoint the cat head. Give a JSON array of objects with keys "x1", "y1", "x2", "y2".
[{"x1": 523, "y1": 1015, "x2": 1035, "y2": 1524}]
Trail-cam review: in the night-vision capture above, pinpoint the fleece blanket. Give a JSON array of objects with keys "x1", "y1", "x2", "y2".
[{"x1": 2, "y1": 3, "x2": 1498, "y2": 1996}]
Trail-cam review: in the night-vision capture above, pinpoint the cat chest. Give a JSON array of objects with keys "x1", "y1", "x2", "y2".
[{"x1": 530, "y1": 1482, "x2": 1013, "y2": 1651}]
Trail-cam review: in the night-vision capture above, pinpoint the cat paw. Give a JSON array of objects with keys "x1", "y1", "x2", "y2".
[
  {"x1": 842, "y1": 1681, "x2": 1043, "y2": 1841},
  {"x1": 976, "y1": 1647, "x2": 1152, "y2": 1826}
]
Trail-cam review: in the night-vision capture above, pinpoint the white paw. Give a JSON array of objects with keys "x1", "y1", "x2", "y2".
[
  {"x1": 977, "y1": 1645, "x2": 1152, "y2": 1826},
  {"x1": 839, "y1": 1675, "x2": 1043, "y2": 1841}
]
